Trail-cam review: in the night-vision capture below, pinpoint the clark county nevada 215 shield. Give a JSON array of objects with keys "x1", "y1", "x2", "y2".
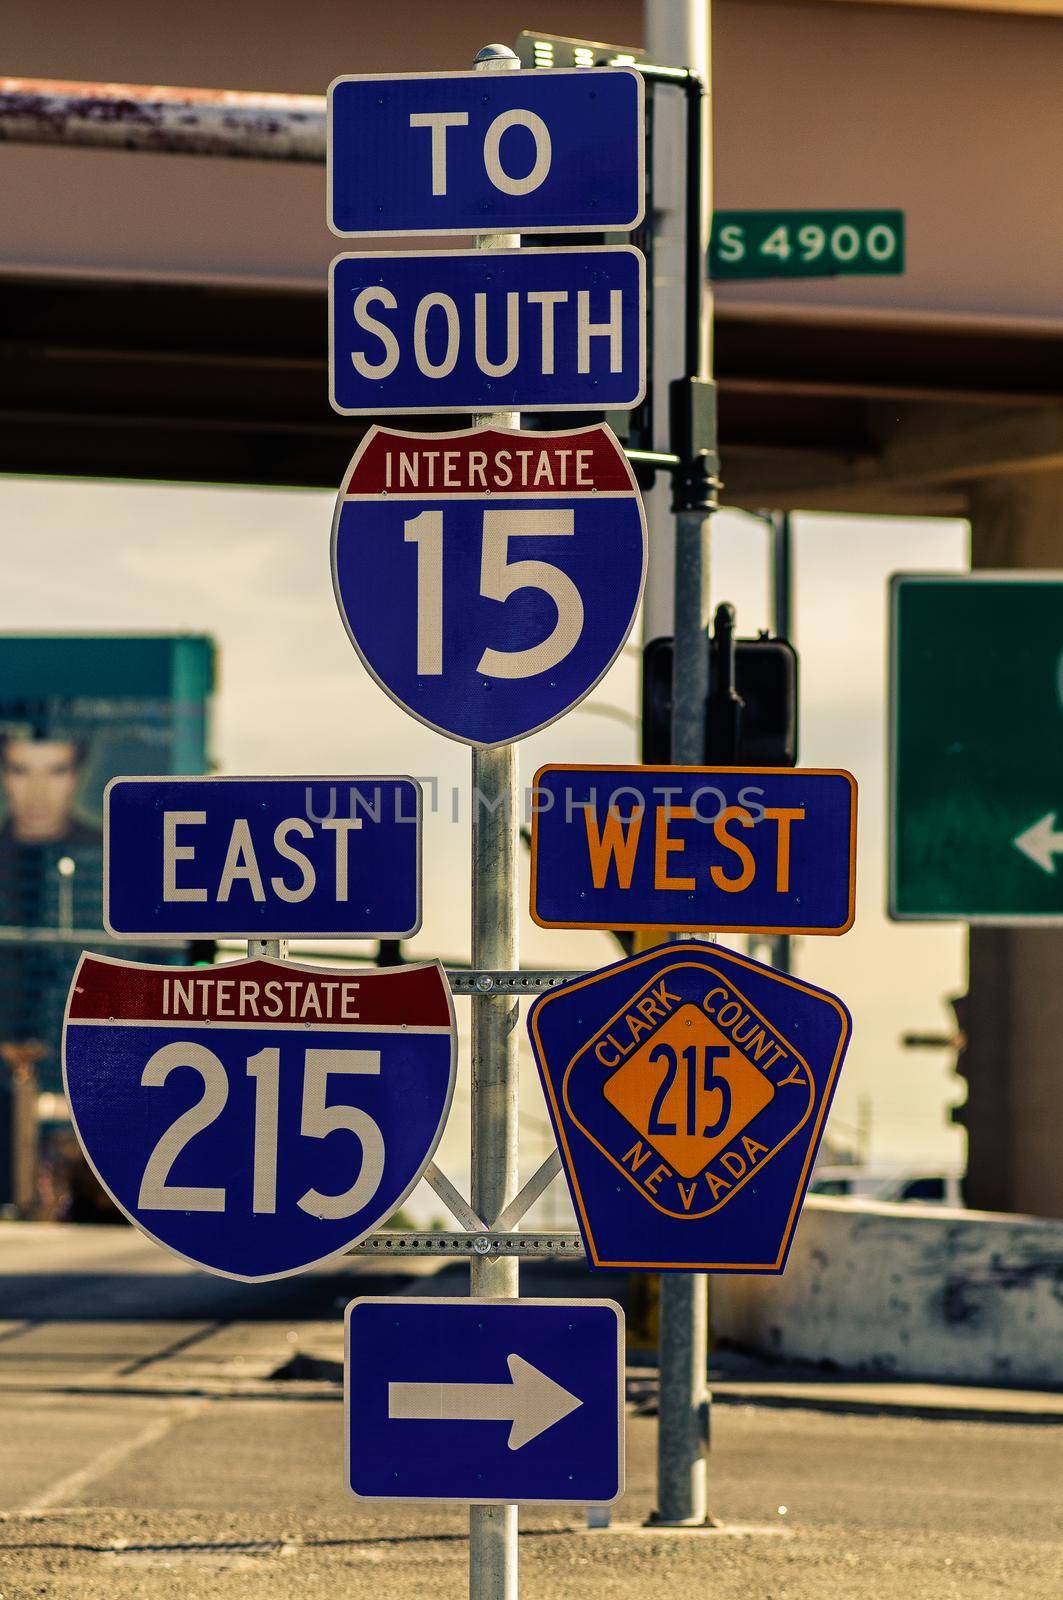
[{"x1": 528, "y1": 941, "x2": 851, "y2": 1273}]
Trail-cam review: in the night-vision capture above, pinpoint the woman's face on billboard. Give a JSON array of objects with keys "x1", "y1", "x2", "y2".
[{"x1": 1, "y1": 739, "x2": 83, "y2": 842}]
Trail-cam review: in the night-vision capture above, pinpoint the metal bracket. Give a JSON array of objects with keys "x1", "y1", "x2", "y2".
[
  {"x1": 493, "y1": 1150, "x2": 564, "y2": 1232},
  {"x1": 444, "y1": 968, "x2": 582, "y2": 995},
  {"x1": 347, "y1": 1231, "x2": 585, "y2": 1258},
  {"x1": 423, "y1": 1161, "x2": 488, "y2": 1233}
]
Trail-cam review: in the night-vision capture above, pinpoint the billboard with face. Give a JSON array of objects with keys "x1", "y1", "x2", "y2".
[{"x1": 0, "y1": 636, "x2": 215, "y2": 1100}]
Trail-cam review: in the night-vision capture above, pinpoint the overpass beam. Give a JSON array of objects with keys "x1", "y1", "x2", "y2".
[{"x1": 723, "y1": 403, "x2": 1063, "y2": 513}]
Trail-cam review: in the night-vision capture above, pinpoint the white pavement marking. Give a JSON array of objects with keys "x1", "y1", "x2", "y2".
[{"x1": 20, "y1": 1399, "x2": 206, "y2": 1514}]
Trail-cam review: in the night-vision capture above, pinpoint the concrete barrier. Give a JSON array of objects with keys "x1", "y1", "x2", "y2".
[{"x1": 710, "y1": 1195, "x2": 1063, "y2": 1388}]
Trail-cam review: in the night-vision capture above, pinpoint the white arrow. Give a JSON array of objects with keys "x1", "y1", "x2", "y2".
[
  {"x1": 1013, "y1": 812, "x2": 1063, "y2": 875},
  {"x1": 388, "y1": 1354, "x2": 583, "y2": 1451}
]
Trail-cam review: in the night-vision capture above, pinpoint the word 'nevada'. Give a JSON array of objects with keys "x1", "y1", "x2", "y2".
[
  {"x1": 162, "y1": 974, "x2": 360, "y2": 1021},
  {"x1": 380, "y1": 446, "x2": 597, "y2": 491}
]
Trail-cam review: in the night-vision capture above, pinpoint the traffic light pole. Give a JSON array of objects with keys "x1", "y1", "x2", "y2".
[
  {"x1": 469, "y1": 43, "x2": 522, "y2": 1600},
  {"x1": 770, "y1": 512, "x2": 794, "y2": 975},
  {"x1": 643, "y1": 4, "x2": 717, "y2": 1529}
]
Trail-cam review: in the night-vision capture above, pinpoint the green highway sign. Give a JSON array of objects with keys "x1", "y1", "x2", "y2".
[
  {"x1": 709, "y1": 209, "x2": 904, "y2": 280},
  {"x1": 890, "y1": 573, "x2": 1063, "y2": 923}
]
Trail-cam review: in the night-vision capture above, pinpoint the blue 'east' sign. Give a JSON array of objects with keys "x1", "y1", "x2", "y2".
[
  {"x1": 332, "y1": 426, "x2": 646, "y2": 747},
  {"x1": 530, "y1": 765, "x2": 857, "y2": 934},
  {"x1": 63, "y1": 954, "x2": 456, "y2": 1281},
  {"x1": 528, "y1": 941, "x2": 852, "y2": 1273},
  {"x1": 329, "y1": 246, "x2": 645, "y2": 415},
  {"x1": 345, "y1": 1297, "x2": 624, "y2": 1505},
  {"x1": 103, "y1": 776, "x2": 420, "y2": 940},
  {"x1": 328, "y1": 68, "x2": 644, "y2": 237}
]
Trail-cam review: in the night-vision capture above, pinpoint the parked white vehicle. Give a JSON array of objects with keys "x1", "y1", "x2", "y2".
[{"x1": 808, "y1": 1166, "x2": 965, "y2": 1207}]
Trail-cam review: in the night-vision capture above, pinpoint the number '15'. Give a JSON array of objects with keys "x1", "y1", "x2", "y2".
[{"x1": 404, "y1": 508, "x2": 585, "y2": 679}]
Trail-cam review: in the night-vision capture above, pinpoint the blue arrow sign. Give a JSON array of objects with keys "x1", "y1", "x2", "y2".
[
  {"x1": 528, "y1": 941, "x2": 852, "y2": 1273},
  {"x1": 328, "y1": 68, "x2": 644, "y2": 237},
  {"x1": 63, "y1": 955, "x2": 456, "y2": 1281},
  {"x1": 103, "y1": 776, "x2": 421, "y2": 940},
  {"x1": 329, "y1": 247, "x2": 645, "y2": 415},
  {"x1": 530, "y1": 765, "x2": 857, "y2": 934},
  {"x1": 345, "y1": 1297, "x2": 624, "y2": 1504},
  {"x1": 332, "y1": 425, "x2": 646, "y2": 747}
]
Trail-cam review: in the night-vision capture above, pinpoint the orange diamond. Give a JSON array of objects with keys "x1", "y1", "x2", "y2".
[{"x1": 602, "y1": 1003, "x2": 775, "y2": 1179}]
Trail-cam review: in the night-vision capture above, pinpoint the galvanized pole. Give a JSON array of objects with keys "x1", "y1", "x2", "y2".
[
  {"x1": 469, "y1": 43, "x2": 521, "y2": 1600},
  {"x1": 769, "y1": 510, "x2": 793, "y2": 975},
  {"x1": 647, "y1": 0, "x2": 714, "y2": 1529}
]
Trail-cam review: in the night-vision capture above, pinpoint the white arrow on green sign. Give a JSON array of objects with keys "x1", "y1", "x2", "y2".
[{"x1": 1013, "y1": 812, "x2": 1063, "y2": 876}]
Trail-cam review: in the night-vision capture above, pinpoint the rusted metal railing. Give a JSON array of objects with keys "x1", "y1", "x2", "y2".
[{"x1": 0, "y1": 77, "x2": 326, "y2": 160}]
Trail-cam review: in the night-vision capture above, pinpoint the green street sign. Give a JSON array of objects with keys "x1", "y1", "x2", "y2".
[
  {"x1": 710, "y1": 209, "x2": 904, "y2": 280},
  {"x1": 890, "y1": 574, "x2": 1063, "y2": 923}
]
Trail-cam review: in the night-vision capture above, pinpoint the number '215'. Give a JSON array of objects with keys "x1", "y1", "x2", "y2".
[
  {"x1": 648, "y1": 1042, "x2": 732, "y2": 1139},
  {"x1": 137, "y1": 1042, "x2": 384, "y2": 1219}
]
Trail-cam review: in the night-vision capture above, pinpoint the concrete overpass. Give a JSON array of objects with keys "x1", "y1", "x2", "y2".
[{"x1": 2, "y1": 0, "x2": 1062, "y2": 1214}]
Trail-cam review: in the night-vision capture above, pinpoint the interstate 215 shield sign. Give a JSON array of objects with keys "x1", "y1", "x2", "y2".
[
  {"x1": 331, "y1": 424, "x2": 646, "y2": 747},
  {"x1": 528, "y1": 941, "x2": 851, "y2": 1273},
  {"x1": 63, "y1": 954, "x2": 456, "y2": 1281}
]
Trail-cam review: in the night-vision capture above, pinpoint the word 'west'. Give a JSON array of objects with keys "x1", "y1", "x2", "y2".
[{"x1": 585, "y1": 803, "x2": 806, "y2": 894}]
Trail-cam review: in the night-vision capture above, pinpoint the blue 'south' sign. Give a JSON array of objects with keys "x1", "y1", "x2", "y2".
[
  {"x1": 332, "y1": 425, "x2": 646, "y2": 747},
  {"x1": 345, "y1": 1297, "x2": 624, "y2": 1504},
  {"x1": 104, "y1": 776, "x2": 421, "y2": 941},
  {"x1": 63, "y1": 955, "x2": 456, "y2": 1281},
  {"x1": 329, "y1": 247, "x2": 645, "y2": 415},
  {"x1": 530, "y1": 764, "x2": 857, "y2": 934},
  {"x1": 528, "y1": 941, "x2": 852, "y2": 1273},
  {"x1": 328, "y1": 68, "x2": 644, "y2": 237}
]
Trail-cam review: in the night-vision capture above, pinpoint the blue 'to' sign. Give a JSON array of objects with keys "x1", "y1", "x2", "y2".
[
  {"x1": 331, "y1": 424, "x2": 647, "y2": 747},
  {"x1": 63, "y1": 954, "x2": 456, "y2": 1281},
  {"x1": 328, "y1": 68, "x2": 644, "y2": 237}
]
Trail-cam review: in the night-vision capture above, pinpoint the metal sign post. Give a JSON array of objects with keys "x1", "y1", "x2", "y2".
[
  {"x1": 469, "y1": 44, "x2": 522, "y2": 1600},
  {"x1": 656, "y1": 28, "x2": 716, "y2": 1529}
]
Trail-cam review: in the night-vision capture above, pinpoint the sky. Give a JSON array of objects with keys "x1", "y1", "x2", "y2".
[{"x1": 0, "y1": 473, "x2": 968, "y2": 1223}]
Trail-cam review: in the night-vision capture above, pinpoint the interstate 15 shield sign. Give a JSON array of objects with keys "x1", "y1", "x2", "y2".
[
  {"x1": 63, "y1": 954, "x2": 456, "y2": 1281},
  {"x1": 331, "y1": 424, "x2": 646, "y2": 747},
  {"x1": 528, "y1": 941, "x2": 852, "y2": 1273}
]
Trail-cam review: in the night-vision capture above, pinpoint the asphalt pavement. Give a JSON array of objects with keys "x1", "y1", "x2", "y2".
[{"x1": 1, "y1": 1222, "x2": 1061, "y2": 1600}]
